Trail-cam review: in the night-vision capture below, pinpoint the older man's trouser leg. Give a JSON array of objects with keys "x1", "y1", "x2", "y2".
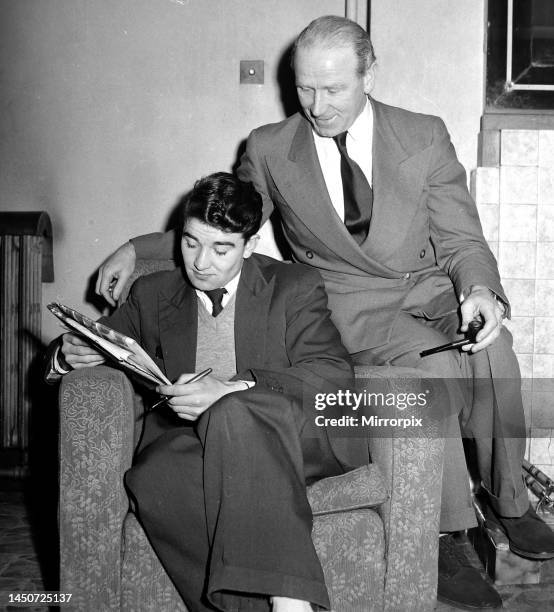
[
  {"x1": 125, "y1": 387, "x2": 346, "y2": 612},
  {"x1": 351, "y1": 310, "x2": 527, "y2": 532},
  {"x1": 351, "y1": 310, "x2": 527, "y2": 608}
]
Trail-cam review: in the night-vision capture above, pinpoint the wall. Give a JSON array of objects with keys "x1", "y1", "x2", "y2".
[
  {"x1": 0, "y1": 0, "x2": 342, "y2": 341},
  {"x1": 472, "y1": 131, "x2": 554, "y2": 474},
  {"x1": 370, "y1": 0, "x2": 486, "y2": 177}
]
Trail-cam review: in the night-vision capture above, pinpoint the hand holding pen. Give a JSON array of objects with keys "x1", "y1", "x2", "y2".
[
  {"x1": 150, "y1": 368, "x2": 213, "y2": 410},
  {"x1": 154, "y1": 369, "x2": 250, "y2": 421}
]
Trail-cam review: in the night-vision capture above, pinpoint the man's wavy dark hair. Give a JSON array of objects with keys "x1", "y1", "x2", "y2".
[{"x1": 182, "y1": 172, "x2": 262, "y2": 241}]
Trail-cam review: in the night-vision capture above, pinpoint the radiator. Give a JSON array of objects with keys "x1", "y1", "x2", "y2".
[{"x1": 0, "y1": 212, "x2": 53, "y2": 471}]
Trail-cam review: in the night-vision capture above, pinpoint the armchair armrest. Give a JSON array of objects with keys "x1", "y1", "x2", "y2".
[
  {"x1": 59, "y1": 366, "x2": 141, "y2": 610},
  {"x1": 355, "y1": 365, "x2": 444, "y2": 612}
]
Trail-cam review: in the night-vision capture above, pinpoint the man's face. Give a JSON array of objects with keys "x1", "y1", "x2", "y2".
[
  {"x1": 181, "y1": 218, "x2": 258, "y2": 291},
  {"x1": 294, "y1": 43, "x2": 375, "y2": 138}
]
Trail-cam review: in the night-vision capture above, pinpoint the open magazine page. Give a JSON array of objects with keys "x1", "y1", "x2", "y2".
[{"x1": 47, "y1": 302, "x2": 171, "y2": 386}]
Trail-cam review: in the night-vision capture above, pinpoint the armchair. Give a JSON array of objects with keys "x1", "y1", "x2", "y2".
[{"x1": 58, "y1": 259, "x2": 444, "y2": 611}]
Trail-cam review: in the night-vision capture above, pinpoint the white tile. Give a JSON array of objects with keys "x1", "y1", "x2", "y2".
[
  {"x1": 536, "y1": 243, "x2": 554, "y2": 280},
  {"x1": 498, "y1": 242, "x2": 536, "y2": 279},
  {"x1": 539, "y1": 130, "x2": 554, "y2": 168},
  {"x1": 533, "y1": 354, "x2": 554, "y2": 378},
  {"x1": 535, "y1": 280, "x2": 554, "y2": 316},
  {"x1": 500, "y1": 166, "x2": 538, "y2": 204},
  {"x1": 473, "y1": 167, "x2": 500, "y2": 204},
  {"x1": 501, "y1": 130, "x2": 539, "y2": 166},
  {"x1": 538, "y1": 167, "x2": 554, "y2": 205},
  {"x1": 503, "y1": 279, "x2": 535, "y2": 316},
  {"x1": 529, "y1": 435, "x2": 554, "y2": 464},
  {"x1": 477, "y1": 204, "x2": 499, "y2": 242},
  {"x1": 538, "y1": 206, "x2": 554, "y2": 241},
  {"x1": 504, "y1": 317, "x2": 534, "y2": 353},
  {"x1": 534, "y1": 317, "x2": 554, "y2": 354},
  {"x1": 499, "y1": 204, "x2": 537, "y2": 242}
]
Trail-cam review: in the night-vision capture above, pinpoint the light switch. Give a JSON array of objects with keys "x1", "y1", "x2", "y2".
[{"x1": 240, "y1": 60, "x2": 264, "y2": 84}]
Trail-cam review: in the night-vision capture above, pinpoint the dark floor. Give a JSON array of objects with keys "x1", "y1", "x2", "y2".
[
  {"x1": 0, "y1": 479, "x2": 58, "y2": 612},
  {"x1": 1, "y1": 478, "x2": 554, "y2": 612}
]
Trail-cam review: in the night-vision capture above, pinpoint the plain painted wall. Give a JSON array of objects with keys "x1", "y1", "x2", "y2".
[
  {"x1": 0, "y1": 0, "x2": 486, "y2": 342},
  {"x1": 370, "y1": 0, "x2": 486, "y2": 176}
]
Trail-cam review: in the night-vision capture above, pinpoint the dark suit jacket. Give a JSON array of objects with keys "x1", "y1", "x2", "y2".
[{"x1": 132, "y1": 99, "x2": 507, "y2": 353}]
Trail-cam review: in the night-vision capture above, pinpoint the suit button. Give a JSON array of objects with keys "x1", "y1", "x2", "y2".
[
  {"x1": 305, "y1": 250, "x2": 314, "y2": 259},
  {"x1": 403, "y1": 272, "x2": 411, "y2": 280},
  {"x1": 419, "y1": 249, "x2": 426, "y2": 259}
]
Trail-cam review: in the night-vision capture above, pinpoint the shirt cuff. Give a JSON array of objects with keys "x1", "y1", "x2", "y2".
[{"x1": 52, "y1": 345, "x2": 72, "y2": 375}]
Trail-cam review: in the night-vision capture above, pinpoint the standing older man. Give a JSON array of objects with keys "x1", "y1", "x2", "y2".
[{"x1": 95, "y1": 16, "x2": 554, "y2": 610}]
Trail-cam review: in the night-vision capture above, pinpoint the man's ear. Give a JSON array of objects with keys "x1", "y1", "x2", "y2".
[
  {"x1": 363, "y1": 62, "x2": 377, "y2": 96},
  {"x1": 243, "y1": 234, "x2": 260, "y2": 258}
]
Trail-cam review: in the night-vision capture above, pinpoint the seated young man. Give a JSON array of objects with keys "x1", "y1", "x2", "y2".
[{"x1": 47, "y1": 172, "x2": 355, "y2": 612}]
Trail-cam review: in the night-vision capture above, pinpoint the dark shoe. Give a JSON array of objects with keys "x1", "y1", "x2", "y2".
[
  {"x1": 438, "y1": 533, "x2": 503, "y2": 609},
  {"x1": 489, "y1": 505, "x2": 554, "y2": 560}
]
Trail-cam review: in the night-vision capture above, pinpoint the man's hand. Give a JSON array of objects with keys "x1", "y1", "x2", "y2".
[
  {"x1": 460, "y1": 285, "x2": 505, "y2": 353},
  {"x1": 61, "y1": 333, "x2": 106, "y2": 369},
  {"x1": 95, "y1": 242, "x2": 137, "y2": 306},
  {"x1": 157, "y1": 373, "x2": 246, "y2": 421}
]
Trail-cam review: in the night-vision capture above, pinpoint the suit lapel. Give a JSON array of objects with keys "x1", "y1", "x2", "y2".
[
  {"x1": 158, "y1": 274, "x2": 198, "y2": 382},
  {"x1": 267, "y1": 116, "x2": 394, "y2": 274},
  {"x1": 366, "y1": 99, "x2": 429, "y2": 259},
  {"x1": 234, "y1": 257, "x2": 273, "y2": 371}
]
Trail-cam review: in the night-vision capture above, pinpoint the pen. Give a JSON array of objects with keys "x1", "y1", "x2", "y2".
[{"x1": 149, "y1": 367, "x2": 213, "y2": 411}]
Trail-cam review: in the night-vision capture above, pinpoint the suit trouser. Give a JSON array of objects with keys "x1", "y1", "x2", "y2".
[
  {"x1": 352, "y1": 310, "x2": 528, "y2": 532},
  {"x1": 125, "y1": 387, "x2": 346, "y2": 612}
]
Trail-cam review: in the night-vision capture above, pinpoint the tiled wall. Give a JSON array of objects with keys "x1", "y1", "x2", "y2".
[{"x1": 471, "y1": 129, "x2": 554, "y2": 478}]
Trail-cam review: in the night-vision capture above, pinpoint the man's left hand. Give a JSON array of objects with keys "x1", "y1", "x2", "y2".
[
  {"x1": 157, "y1": 373, "x2": 246, "y2": 420},
  {"x1": 460, "y1": 285, "x2": 505, "y2": 353}
]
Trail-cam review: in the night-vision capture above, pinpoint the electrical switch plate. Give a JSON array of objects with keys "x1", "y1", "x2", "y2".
[{"x1": 240, "y1": 60, "x2": 264, "y2": 84}]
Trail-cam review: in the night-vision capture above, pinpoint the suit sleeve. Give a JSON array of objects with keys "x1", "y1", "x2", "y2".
[
  {"x1": 245, "y1": 271, "x2": 354, "y2": 398},
  {"x1": 130, "y1": 229, "x2": 176, "y2": 261},
  {"x1": 42, "y1": 281, "x2": 145, "y2": 384},
  {"x1": 237, "y1": 129, "x2": 275, "y2": 226},
  {"x1": 426, "y1": 117, "x2": 509, "y2": 309}
]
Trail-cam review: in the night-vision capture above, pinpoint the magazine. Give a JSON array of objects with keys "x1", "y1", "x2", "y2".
[{"x1": 47, "y1": 302, "x2": 171, "y2": 386}]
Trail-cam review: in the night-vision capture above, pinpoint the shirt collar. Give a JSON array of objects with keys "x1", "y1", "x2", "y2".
[
  {"x1": 348, "y1": 97, "x2": 373, "y2": 143},
  {"x1": 194, "y1": 268, "x2": 241, "y2": 302}
]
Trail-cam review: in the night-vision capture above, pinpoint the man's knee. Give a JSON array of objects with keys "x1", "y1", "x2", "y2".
[{"x1": 201, "y1": 389, "x2": 303, "y2": 444}]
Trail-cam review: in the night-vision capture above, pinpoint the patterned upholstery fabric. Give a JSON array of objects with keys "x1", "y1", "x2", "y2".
[
  {"x1": 308, "y1": 465, "x2": 389, "y2": 516},
  {"x1": 58, "y1": 261, "x2": 444, "y2": 612}
]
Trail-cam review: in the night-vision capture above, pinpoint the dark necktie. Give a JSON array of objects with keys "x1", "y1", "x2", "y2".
[
  {"x1": 333, "y1": 131, "x2": 373, "y2": 244},
  {"x1": 204, "y1": 288, "x2": 227, "y2": 317}
]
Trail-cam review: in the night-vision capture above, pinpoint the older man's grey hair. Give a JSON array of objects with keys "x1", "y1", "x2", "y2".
[{"x1": 291, "y1": 15, "x2": 376, "y2": 76}]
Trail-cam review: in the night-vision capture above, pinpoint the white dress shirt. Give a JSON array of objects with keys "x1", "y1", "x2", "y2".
[{"x1": 312, "y1": 98, "x2": 374, "y2": 221}]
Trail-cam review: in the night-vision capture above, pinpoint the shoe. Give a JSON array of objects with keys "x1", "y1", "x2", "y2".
[
  {"x1": 488, "y1": 505, "x2": 554, "y2": 560},
  {"x1": 438, "y1": 533, "x2": 503, "y2": 609}
]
